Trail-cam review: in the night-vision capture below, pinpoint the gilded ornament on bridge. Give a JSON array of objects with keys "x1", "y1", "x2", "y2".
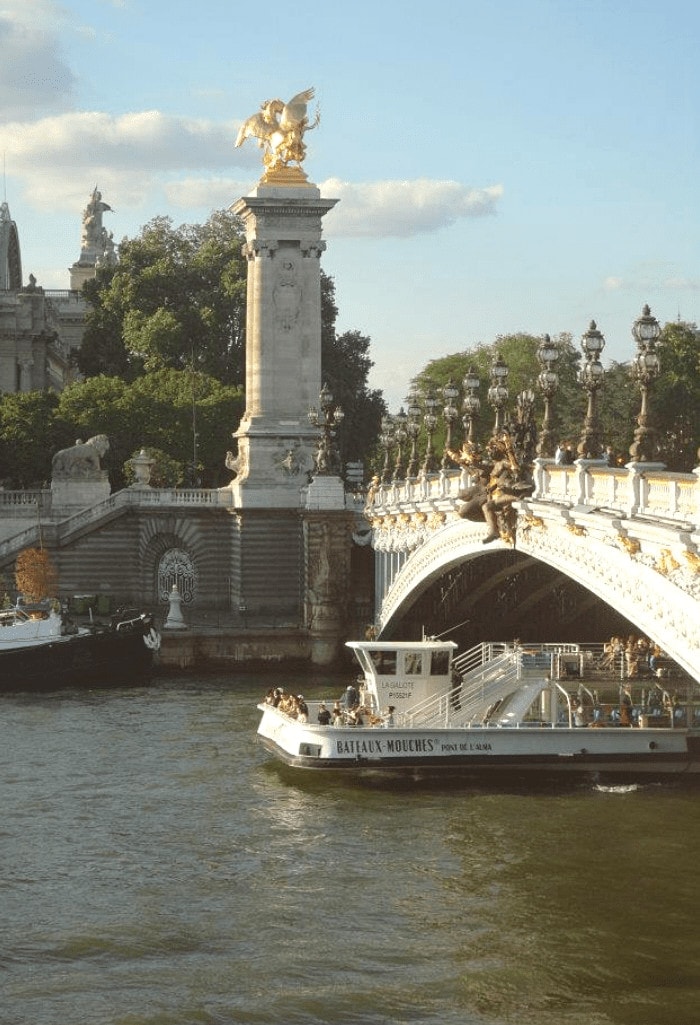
[
  {"x1": 618, "y1": 535, "x2": 641, "y2": 555},
  {"x1": 521, "y1": 514, "x2": 544, "y2": 531},
  {"x1": 683, "y1": 551, "x2": 700, "y2": 574},
  {"x1": 566, "y1": 522, "x2": 587, "y2": 537},
  {"x1": 235, "y1": 88, "x2": 320, "y2": 184},
  {"x1": 656, "y1": 548, "x2": 680, "y2": 577},
  {"x1": 428, "y1": 512, "x2": 446, "y2": 529}
]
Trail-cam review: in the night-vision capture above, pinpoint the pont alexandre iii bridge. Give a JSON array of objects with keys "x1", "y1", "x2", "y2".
[
  {"x1": 2, "y1": 454, "x2": 698, "y2": 679},
  {"x1": 366, "y1": 457, "x2": 700, "y2": 685}
]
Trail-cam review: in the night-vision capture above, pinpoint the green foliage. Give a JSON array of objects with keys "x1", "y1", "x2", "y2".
[
  {"x1": 123, "y1": 446, "x2": 184, "y2": 488},
  {"x1": 77, "y1": 210, "x2": 247, "y2": 385},
  {"x1": 320, "y1": 274, "x2": 387, "y2": 473},
  {"x1": 54, "y1": 370, "x2": 243, "y2": 488},
  {"x1": 654, "y1": 321, "x2": 700, "y2": 470},
  {"x1": 0, "y1": 391, "x2": 66, "y2": 487}
]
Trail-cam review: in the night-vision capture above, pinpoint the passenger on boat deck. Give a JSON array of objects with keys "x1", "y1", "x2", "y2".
[
  {"x1": 347, "y1": 707, "x2": 364, "y2": 726},
  {"x1": 317, "y1": 703, "x2": 332, "y2": 725},
  {"x1": 264, "y1": 688, "x2": 276, "y2": 705},
  {"x1": 271, "y1": 687, "x2": 283, "y2": 706},
  {"x1": 382, "y1": 705, "x2": 396, "y2": 727},
  {"x1": 343, "y1": 683, "x2": 360, "y2": 710},
  {"x1": 332, "y1": 703, "x2": 344, "y2": 726},
  {"x1": 573, "y1": 701, "x2": 587, "y2": 727},
  {"x1": 296, "y1": 695, "x2": 309, "y2": 723}
]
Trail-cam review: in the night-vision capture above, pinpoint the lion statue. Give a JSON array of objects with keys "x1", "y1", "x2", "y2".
[{"x1": 51, "y1": 435, "x2": 110, "y2": 479}]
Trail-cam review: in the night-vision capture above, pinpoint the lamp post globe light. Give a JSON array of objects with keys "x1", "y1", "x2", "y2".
[
  {"x1": 487, "y1": 353, "x2": 509, "y2": 436},
  {"x1": 421, "y1": 391, "x2": 440, "y2": 474},
  {"x1": 405, "y1": 390, "x2": 422, "y2": 478},
  {"x1": 441, "y1": 378, "x2": 460, "y2": 469},
  {"x1": 629, "y1": 303, "x2": 661, "y2": 463},
  {"x1": 577, "y1": 320, "x2": 606, "y2": 460},
  {"x1": 392, "y1": 407, "x2": 408, "y2": 480},
  {"x1": 308, "y1": 382, "x2": 344, "y2": 475},
  {"x1": 536, "y1": 334, "x2": 559, "y2": 457},
  {"x1": 462, "y1": 366, "x2": 481, "y2": 446}
]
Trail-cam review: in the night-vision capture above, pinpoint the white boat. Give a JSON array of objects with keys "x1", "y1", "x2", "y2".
[
  {"x1": 257, "y1": 638, "x2": 700, "y2": 780},
  {"x1": 0, "y1": 601, "x2": 160, "y2": 691}
]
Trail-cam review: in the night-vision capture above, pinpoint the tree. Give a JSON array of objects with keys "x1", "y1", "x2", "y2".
[
  {"x1": 56, "y1": 370, "x2": 244, "y2": 488},
  {"x1": 15, "y1": 547, "x2": 58, "y2": 601},
  {"x1": 654, "y1": 321, "x2": 700, "y2": 470},
  {"x1": 77, "y1": 210, "x2": 247, "y2": 385},
  {"x1": 320, "y1": 274, "x2": 386, "y2": 470},
  {"x1": 0, "y1": 391, "x2": 66, "y2": 487}
]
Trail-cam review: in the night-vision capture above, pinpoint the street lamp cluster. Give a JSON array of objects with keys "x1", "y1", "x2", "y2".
[{"x1": 310, "y1": 305, "x2": 662, "y2": 485}]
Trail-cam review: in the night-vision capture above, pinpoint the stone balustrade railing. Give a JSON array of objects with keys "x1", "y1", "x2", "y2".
[
  {"x1": 0, "y1": 490, "x2": 51, "y2": 509},
  {"x1": 366, "y1": 459, "x2": 700, "y2": 529},
  {"x1": 0, "y1": 486, "x2": 236, "y2": 559}
]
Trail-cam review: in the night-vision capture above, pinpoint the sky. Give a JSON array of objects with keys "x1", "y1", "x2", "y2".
[{"x1": 1, "y1": 0, "x2": 698, "y2": 410}]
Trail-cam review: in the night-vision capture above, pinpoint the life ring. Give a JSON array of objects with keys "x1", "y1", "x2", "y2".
[{"x1": 143, "y1": 628, "x2": 161, "y2": 651}]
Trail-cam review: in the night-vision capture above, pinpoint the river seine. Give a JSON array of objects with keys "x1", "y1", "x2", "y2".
[{"x1": 3, "y1": 670, "x2": 699, "y2": 1025}]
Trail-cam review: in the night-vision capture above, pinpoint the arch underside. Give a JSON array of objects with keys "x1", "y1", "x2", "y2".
[{"x1": 377, "y1": 522, "x2": 700, "y2": 685}]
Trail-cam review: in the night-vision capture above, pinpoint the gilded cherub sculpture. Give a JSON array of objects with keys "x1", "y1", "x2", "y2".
[{"x1": 235, "y1": 88, "x2": 320, "y2": 181}]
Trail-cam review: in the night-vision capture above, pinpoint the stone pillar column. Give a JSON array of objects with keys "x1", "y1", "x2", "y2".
[{"x1": 230, "y1": 183, "x2": 338, "y2": 509}]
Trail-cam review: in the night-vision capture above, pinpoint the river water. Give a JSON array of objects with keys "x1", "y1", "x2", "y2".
[{"x1": 2, "y1": 670, "x2": 699, "y2": 1025}]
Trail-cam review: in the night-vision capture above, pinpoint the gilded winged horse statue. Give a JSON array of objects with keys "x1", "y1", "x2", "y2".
[{"x1": 235, "y1": 88, "x2": 320, "y2": 179}]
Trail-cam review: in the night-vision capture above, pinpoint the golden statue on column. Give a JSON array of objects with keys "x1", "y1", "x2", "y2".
[{"x1": 235, "y1": 87, "x2": 319, "y2": 183}]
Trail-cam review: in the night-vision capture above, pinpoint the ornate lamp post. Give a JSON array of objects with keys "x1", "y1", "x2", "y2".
[
  {"x1": 421, "y1": 391, "x2": 440, "y2": 474},
  {"x1": 405, "y1": 390, "x2": 422, "y2": 478},
  {"x1": 487, "y1": 353, "x2": 509, "y2": 435},
  {"x1": 629, "y1": 304, "x2": 661, "y2": 462},
  {"x1": 379, "y1": 414, "x2": 395, "y2": 483},
  {"x1": 461, "y1": 366, "x2": 481, "y2": 445},
  {"x1": 577, "y1": 320, "x2": 606, "y2": 459},
  {"x1": 308, "y1": 382, "x2": 344, "y2": 475},
  {"x1": 441, "y1": 378, "x2": 460, "y2": 468},
  {"x1": 536, "y1": 334, "x2": 559, "y2": 457},
  {"x1": 392, "y1": 407, "x2": 408, "y2": 480}
]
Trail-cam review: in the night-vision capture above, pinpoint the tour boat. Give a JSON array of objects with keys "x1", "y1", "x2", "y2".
[
  {"x1": 0, "y1": 602, "x2": 160, "y2": 691},
  {"x1": 256, "y1": 638, "x2": 700, "y2": 780}
]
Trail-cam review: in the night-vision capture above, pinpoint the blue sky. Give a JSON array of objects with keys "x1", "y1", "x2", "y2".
[{"x1": 1, "y1": 0, "x2": 698, "y2": 409}]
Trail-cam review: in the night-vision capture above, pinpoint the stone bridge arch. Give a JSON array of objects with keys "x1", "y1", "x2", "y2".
[{"x1": 376, "y1": 518, "x2": 700, "y2": 685}]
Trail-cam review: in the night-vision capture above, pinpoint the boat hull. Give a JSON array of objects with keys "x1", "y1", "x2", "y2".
[
  {"x1": 257, "y1": 708, "x2": 700, "y2": 779},
  {"x1": 0, "y1": 624, "x2": 157, "y2": 692}
]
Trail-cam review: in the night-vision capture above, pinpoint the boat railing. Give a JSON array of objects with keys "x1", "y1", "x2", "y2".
[{"x1": 402, "y1": 650, "x2": 522, "y2": 728}]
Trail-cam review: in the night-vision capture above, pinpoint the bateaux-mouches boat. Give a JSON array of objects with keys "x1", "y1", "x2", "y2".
[
  {"x1": 0, "y1": 601, "x2": 160, "y2": 691},
  {"x1": 257, "y1": 638, "x2": 700, "y2": 780}
]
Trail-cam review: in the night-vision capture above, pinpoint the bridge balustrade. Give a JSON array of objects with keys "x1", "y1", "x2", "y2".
[{"x1": 368, "y1": 460, "x2": 700, "y2": 528}]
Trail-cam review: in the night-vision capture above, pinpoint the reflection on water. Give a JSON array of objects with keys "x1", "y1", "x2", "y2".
[{"x1": 2, "y1": 672, "x2": 699, "y2": 1025}]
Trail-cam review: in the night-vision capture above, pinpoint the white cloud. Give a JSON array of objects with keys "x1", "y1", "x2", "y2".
[
  {"x1": 0, "y1": 110, "x2": 251, "y2": 208},
  {"x1": 0, "y1": 1, "x2": 76, "y2": 120},
  {"x1": 0, "y1": 107, "x2": 502, "y2": 240},
  {"x1": 320, "y1": 178, "x2": 503, "y2": 237}
]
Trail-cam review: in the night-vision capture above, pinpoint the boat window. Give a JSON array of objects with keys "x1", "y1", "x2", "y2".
[
  {"x1": 430, "y1": 650, "x2": 451, "y2": 676},
  {"x1": 404, "y1": 652, "x2": 424, "y2": 675},
  {"x1": 369, "y1": 650, "x2": 397, "y2": 675}
]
